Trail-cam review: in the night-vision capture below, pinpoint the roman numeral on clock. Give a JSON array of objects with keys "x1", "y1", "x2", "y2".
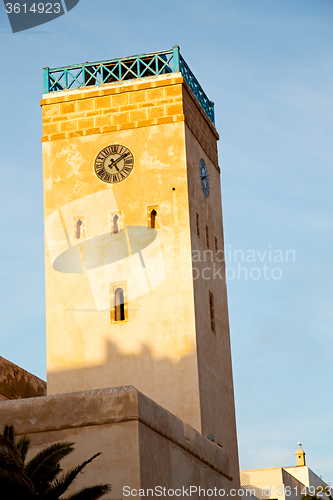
[
  {"x1": 95, "y1": 145, "x2": 133, "y2": 183},
  {"x1": 100, "y1": 172, "x2": 110, "y2": 182}
]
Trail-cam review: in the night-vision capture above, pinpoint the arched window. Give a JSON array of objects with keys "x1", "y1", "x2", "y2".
[
  {"x1": 147, "y1": 206, "x2": 159, "y2": 229},
  {"x1": 115, "y1": 288, "x2": 125, "y2": 322},
  {"x1": 76, "y1": 219, "x2": 83, "y2": 239},
  {"x1": 150, "y1": 209, "x2": 157, "y2": 229},
  {"x1": 113, "y1": 214, "x2": 119, "y2": 234}
]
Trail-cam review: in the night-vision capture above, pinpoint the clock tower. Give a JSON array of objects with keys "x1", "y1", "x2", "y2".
[{"x1": 41, "y1": 46, "x2": 239, "y2": 482}]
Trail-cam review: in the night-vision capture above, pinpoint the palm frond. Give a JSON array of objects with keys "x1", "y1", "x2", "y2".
[
  {"x1": 0, "y1": 452, "x2": 34, "y2": 493},
  {"x1": 44, "y1": 453, "x2": 103, "y2": 499},
  {"x1": 0, "y1": 452, "x2": 24, "y2": 477},
  {"x1": 0, "y1": 436, "x2": 23, "y2": 466},
  {"x1": 64, "y1": 484, "x2": 111, "y2": 500},
  {"x1": 0, "y1": 478, "x2": 33, "y2": 500},
  {"x1": 2, "y1": 424, "x2": 15, "y2": 443},
  {"x1": 16, "y1": 434, "x2": 31, "y2": 464},
  {"x1": 25, "y1": 441, "x2": 74, "y2": 489},
  {"x1": 39, "y1": 462, "x2": 62, "y2": 491},
  {"x1": 0, "y1": 425, "x2": 110, "y2": 500}
]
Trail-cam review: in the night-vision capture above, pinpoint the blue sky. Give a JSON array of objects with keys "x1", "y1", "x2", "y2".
[{"x1": 1, "y1": 0, "x2": 333, "y2": 483}]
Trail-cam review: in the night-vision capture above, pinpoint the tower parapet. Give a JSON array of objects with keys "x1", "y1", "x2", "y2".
[{"x1": 43, "y1": 45, "x2": 215, "y2": 125}]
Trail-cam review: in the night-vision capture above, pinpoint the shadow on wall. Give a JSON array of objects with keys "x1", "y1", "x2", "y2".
[{"x1": 48, "y1": 338, "x2": 200, "y2": 431}]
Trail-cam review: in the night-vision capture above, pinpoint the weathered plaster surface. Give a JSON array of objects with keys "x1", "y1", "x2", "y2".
[
  {"x1": 184, "y1": 119, "x2": 240, "y2": 483},
  {"x1": 0, "y1": 386, "x2": 237, "y2": 498},
  {"x1": 42, "y1": 76, "x2": 201, "y2": 432},
  {"x1": 0, "y1": 356, "x2": 46, "y2": 400},
  {"x1": 41, "y1": 71, "x2": 240, "y2": 491}
]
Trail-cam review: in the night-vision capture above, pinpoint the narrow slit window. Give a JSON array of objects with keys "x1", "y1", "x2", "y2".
[
  {"x1": 110, "y1": 211, "x2": 123, "y2": 235},
  {"x1": 215, "y1": 237, "x2": 218, "y2": 252},
  {"x1": 147, "y1": 206, "x2": 159, "y2": 229},
  {"x1": 150, "y1": 209, "x2": 157, "y2": 229},
  {"x1": 196, "y1": 213, "x2": 200, "y2": 237},
  {"x1": 76, "y1": 219, "x2": 82, "y2": 239},
  {"x1": 209, "y1": 292, "x2": 215, "y2": 333},
  {"x1": 113, "y1": 214, "x2": 119, "y2": 234},
  {"x1": 115, "y1": 288, "x2": 125, "y2": 322},
  {"x1": 73, "y1": 216, "x2": 86, "y2": 240},
  {"x1": 206, "y1": 225, "x2": 209, "y2": 248}
]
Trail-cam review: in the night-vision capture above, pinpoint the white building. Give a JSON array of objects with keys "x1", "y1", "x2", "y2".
[{"x1": 240, "y1": 446, "x2": 328, "y2": 500}]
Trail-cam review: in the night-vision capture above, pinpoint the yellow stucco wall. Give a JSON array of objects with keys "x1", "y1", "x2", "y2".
[
  {"x1": 41, "y1": 71, "x2": 239, "y2": 487},
  {"x1": 40, "y1": 74, "x2": 185, "y2": 143},
  {"x1": 42, "y1": 74, "x2": 201, "y2": 432}
]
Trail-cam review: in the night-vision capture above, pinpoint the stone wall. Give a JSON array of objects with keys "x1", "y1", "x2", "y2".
[
  {"x1": 0, "y1": 356, "x2": 46, "y2": 401},
  {"x1": 0, "y1": 386, "x2": 239, "y2": 499},
  {"x1": 41, "y1": 74, "x2": 185, "y2": 142}
]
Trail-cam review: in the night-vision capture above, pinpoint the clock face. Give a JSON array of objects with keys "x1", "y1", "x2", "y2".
[
  {"x1": 94, "y1": 144, "x2": 134, "y2": 184},
  {"x1": 199, "y1": 158, "x2": 210, "y2": 198}
]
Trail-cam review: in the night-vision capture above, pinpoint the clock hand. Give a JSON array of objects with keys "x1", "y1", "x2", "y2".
[
  {"x1": 107, "y1": 152, "x2": 130, "y2": 171},
  {"x1": 107, "y1": 159, "x2": 120, "y2": 171},
  {"x1": 112, "y1": 152, "x2": 130, "y2": 166}
]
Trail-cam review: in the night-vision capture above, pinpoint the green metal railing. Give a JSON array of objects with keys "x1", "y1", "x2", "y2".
[{"x1": 43, "y1": 46, "x2": 215, "y2": 125}]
